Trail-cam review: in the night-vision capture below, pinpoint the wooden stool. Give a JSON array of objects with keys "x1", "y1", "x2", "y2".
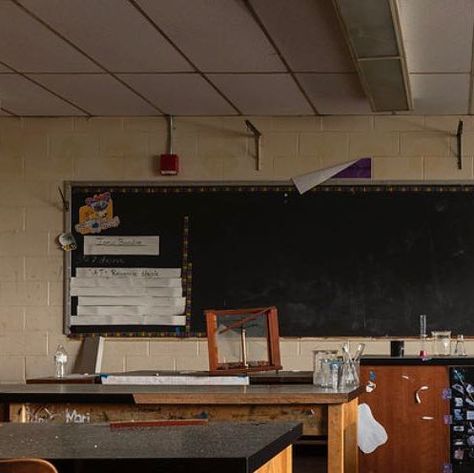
[{"x1": 0, "y1": 459, "x2": 58, "y2": 473}]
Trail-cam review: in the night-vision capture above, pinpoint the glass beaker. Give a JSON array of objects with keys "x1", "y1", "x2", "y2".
[
  {"x1": 312, "y1": 349, "x2": 338, "y2": 386},
  {"x1": 339, "y1": 359, "x2": 360, "y2": 389},
  {"x1": 454, "y1": 335, "x2": 467, "y2": 356},
  {"x1": 431, "y1": 331, "x2": 451, "y2": 356}
]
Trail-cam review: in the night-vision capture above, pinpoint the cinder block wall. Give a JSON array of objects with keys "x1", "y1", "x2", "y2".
[{"x1": 0, "y1": 115, "x2": 471, "y2": 382}]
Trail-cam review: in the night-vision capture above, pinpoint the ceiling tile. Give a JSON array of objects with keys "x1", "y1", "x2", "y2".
[
  {"x1": 135, "y1": 0, "x2": 285, "y2": 72},
  {"x1": 0, "y1": 63, "x2": 12, "y2": 73},
  {"x1": 410, "y1": 74, "x2": 470, "y2": 114},
  {"x1": 296, "y1": 73, "x2": 371, "y2": 114},
  {"x1": 0, "y1": 74, "x2": 85, "y2": 115},
  {"x1": 249, "y1": 0, "x2": 353, "y2": 73},
  {"x1": 207, "y1": 74, "x2": 313, "y2": 115},
  {"x1": 398, "y1": 0, "x2": 474, "y2": 73},
  {"x1": 18, "y1": 0, "x2": 192, "y2": 73},
  {"x1": 29, "y1": 74, "x2": 160, "y2": 116},
  {"x1": 0, "y1": 1, "x2": 99, "y2": 72},
  {"x1": 119, "y1": 74, "x2": 237, "y2": 115}
]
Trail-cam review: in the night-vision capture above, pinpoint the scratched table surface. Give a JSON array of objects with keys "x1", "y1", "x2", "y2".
[
  {"x1": 0, "y1": 421, "x2": 302, "y2": 473},
  {"x1": 0, "y1": 383, "x2": 362, "y2": 404}
]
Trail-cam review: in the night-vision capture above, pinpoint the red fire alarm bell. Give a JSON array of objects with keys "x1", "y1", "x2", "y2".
[{"x1": 160, "y1": 153, "x2": 179, "y2": 175}]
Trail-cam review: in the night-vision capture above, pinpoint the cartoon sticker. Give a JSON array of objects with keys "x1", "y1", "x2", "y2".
[
  {"x1": 75, "y1": 192, "x2": 120, "y2": 235},
  {"x1": 58, "y1": 232, "x2": 77, "y2": 251}
]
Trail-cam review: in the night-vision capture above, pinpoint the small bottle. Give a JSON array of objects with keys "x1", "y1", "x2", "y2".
[
  {"x1": 54, "y1": 344, "x2": 68, "y2": 378},
  {"x1": 454, "y1": 335, "x2": 467, "y2": 357}
]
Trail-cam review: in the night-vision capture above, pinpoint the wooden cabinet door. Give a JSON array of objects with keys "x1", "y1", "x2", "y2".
[{"x1": 359, "y1": 366, "x2": 450, "y2": 473}]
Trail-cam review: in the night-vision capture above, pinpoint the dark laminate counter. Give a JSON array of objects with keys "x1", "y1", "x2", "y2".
[
  {"x1": 0, "y1": 383, "x2": 362, "y2": 404},
  {"x1": 0, "y1": 421, "x2": 302, "y2": 473},
  {"x1": 360, "y1": 355, "x2": 474, "y2": 366},
  {"x1": 3, "y1": 383, "x2": 360, "y2": 472}
]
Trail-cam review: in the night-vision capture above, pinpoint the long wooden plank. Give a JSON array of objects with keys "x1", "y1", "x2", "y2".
[
  {"x1": 133, "y1": 390, "x2": 359, "y2": 405},
  {"x1": 8, "y1": 403, "x2": 326, "y2": 436},
  {"x1": 328, "y1": 404, "x2": 344, "y2": 473},
  {"x1": 343, "y1": 398, "x2": 358, "y2": 473}
]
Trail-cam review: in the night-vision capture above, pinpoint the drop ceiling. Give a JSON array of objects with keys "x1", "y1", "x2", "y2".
[{"x1": 0, "y1": 0, "x2": 472, "y2": 116}]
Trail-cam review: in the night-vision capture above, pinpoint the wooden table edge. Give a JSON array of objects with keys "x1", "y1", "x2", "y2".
[{"x1": 133, "y1": 387, "x2": 364, "y2": 405}]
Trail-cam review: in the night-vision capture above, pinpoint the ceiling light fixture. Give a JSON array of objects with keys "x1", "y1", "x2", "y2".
[{"x1": 332, "y1": 0, "x2": 412, "y2": 112}]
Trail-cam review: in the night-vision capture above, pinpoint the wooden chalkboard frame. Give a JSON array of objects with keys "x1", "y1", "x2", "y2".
[{"x1": 65, "y1": 180, "x2": 474, "y2": 338}]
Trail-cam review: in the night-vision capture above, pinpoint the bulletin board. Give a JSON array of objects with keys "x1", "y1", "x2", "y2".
[{"x1": 65, "y1": 182, "x2": 474, "y2": 338}]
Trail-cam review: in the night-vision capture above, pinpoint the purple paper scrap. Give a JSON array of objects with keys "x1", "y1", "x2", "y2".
[{"x1": 333, "y1": 157, "x2": 371, "y2": 179}]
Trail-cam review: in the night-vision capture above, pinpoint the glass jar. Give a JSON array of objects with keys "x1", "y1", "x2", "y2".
[
  {"x1": 312, "y1": 349, "x2": 338, "y2": 386},
  {"x1": 431, "y1": 331, "x2": 451, "y2": 356}
]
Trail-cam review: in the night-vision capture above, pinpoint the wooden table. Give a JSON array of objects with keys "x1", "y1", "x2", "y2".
[
  {"x1": 0, "y1": 421, "x2": 302, "y2": 473},
  {"x1": 0, "y1": 384, "x2": 362, "y2": 473}
]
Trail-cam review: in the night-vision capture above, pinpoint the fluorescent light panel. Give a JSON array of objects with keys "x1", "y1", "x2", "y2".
[{"x1": 333, "y1": 0, "x2": 412, "y2": 112}]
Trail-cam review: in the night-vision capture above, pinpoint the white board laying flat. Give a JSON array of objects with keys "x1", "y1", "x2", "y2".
[
  {"x1": 77, "y1": 305, "x2": 185, "y2": 316},
  {"x1": 71, "y1": 315, "x2": 186, "y2": 326},
  {"x1": 102, "y1": 375, "x2": 249, "y2": 386},
  {"x1": 71, "y1": 277, "x2": 182, "y2": 288},
  {"x1": 72, "y1": 287, "x2": 183, "y2": 297},
  {"x1": 78, "y1": 296, "x2": 186, "y2": 307},
  {"x1": 84, "y1": 236, "x2": 160, "y2": 255},
  {"x1": 76, "y1": 267, "x2": 181, "y2": 278}
]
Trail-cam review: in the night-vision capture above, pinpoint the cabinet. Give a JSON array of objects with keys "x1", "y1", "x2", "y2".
[{"x1": 359, "y1": 365, "x2": 449, "y2": 473}]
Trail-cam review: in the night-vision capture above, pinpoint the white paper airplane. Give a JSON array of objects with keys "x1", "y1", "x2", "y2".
[{"x1": 292, "y1": 159, "x2": 359, "y2": 194}]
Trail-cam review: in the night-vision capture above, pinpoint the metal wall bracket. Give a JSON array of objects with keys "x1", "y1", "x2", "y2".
[
  {"x1": 58, "y1": 186, "x2": 69, "y2": 211},
  {"x1": 456, "y1": 120, "x2": 463, "y2": 170},
  {"x1": 245, "y1": 120, "x2": 262, "y2": 171}
]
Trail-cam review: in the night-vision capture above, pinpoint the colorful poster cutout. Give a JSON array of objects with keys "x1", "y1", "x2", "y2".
[{"x1": 75, "y1": 192, "x2": 120, "y2": 235}]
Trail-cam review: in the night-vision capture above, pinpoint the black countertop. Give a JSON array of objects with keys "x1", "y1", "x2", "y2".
[
  {"x1": 360, "y1": 355, "x2": 474, "y2": 366},
  {"x1": 0, "y1": 421, "x2": 302, "y2": 473},
  {"x1": 0, "y1": 383, "x2": 362, "y2": 404}
]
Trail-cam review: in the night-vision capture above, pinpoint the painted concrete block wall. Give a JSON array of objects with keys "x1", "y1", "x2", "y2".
[{"x1": 0, "y1": 115, "x2": 472, "y2": 382}]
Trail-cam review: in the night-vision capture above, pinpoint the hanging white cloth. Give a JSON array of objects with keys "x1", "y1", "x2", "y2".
[{"x1": 358, "y1": 403, "x2": 388, "y2": 454}]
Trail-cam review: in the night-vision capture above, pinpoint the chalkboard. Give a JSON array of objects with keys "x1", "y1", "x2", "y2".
[{"x1": 66, "y1": 183, "x2": 474, "y2": 337}]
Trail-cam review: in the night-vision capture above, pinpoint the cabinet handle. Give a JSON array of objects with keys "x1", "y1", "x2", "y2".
[
  {"x1": 421, "y1": 416, "x2": 434, "y2": 420},
  {"x1": 415, "y1": 385, "x2": 429, "y2": 403}
]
